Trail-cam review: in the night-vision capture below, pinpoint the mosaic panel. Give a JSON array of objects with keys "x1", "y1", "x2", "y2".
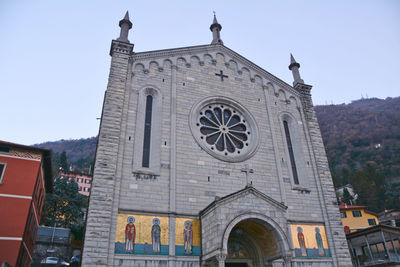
[
  {"x1": 290, "y1": 224, "x2": 331, "y2": 258},
  {"x1": 115, "y1": 213, "x2": 169, "y2": 255}
]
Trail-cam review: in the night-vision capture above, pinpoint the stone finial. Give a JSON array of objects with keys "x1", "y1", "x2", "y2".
[
  {"x1": 288, "y1": 53, "x2": 304, "y2": 86},
  {"x1": 210, "y1": 12, "x2": 223, "y2": 45},
  {"x1": 289, "y1": 54, "x2": 300, "y2": 69},
  {"x1": 117, "y1": 11, "x2": 133, "y2": 43}
]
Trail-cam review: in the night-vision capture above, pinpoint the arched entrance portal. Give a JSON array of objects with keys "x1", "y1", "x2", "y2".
[{"x1": 225, "y1": 219, "x2": 284, "y2": 267}]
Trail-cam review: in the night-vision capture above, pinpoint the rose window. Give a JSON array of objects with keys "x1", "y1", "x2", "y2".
[
  {"x1": 198, "y1": 105, "x2": 249, "y2": 155},
  {"x1": 190, "y1": 97, "x2": 259, "y2": 162}
]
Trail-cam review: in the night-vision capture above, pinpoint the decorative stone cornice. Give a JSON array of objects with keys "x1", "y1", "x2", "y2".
[
  {"x1": 132, "y1": 44, "x2": 301, "y2": 97},
  {"x1": 110, "y1": 40, "x2": 134, "y2": 56}
]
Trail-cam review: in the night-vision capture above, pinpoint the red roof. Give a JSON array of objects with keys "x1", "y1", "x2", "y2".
[{"x1": 338, "y1": 203, "x2": 367, "y2": 209}]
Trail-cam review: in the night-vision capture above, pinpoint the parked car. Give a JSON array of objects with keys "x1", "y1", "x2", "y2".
[
  {"x1": 41, "y1": 257, "x2": 59, "y2": 264},
  {"x1": 70, "y1": 255, "x2": 80, "y2": 266},
  {"x1": 40, "y1": 257, "x2": 69, "y2": 266},
  {"x1": 70, "y1": 255, "x2": 80, "y2": 262}
]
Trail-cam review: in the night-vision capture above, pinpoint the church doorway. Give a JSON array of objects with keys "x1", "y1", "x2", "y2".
[
  {"x1": 225, "y1": 219, "x2": 282, "y2": 267},
  {"x1": 225, "y1": 263, "x2": 248, "y2": 267}
]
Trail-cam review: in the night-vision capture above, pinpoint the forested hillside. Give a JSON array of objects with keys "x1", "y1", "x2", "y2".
[
  {"x1": 315, "y1": 97, "x2": 400, "y2": 211},
  {"x1": 36, "y1": 137, "x2": 97, "y2": 174},
  {"x1": 35, "y1": 97, "x2": 400, "y2": 211}
]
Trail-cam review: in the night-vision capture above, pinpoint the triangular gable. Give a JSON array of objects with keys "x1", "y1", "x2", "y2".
[
  {"x1": 132, "y1": 43, "x2": 299, "y2": 97},
  {"x1": 199, "y1": 185, "x2": 287, "y2": 217}
]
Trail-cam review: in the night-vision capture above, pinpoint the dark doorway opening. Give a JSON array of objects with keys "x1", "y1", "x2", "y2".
[{"x1": 225, "y1": 263, "x2": 248, "y2": 267}]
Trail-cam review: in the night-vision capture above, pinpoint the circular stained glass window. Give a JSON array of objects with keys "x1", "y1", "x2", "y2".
[{"x1": 190, "y1": 96, "x2": 259, "y2": 162}]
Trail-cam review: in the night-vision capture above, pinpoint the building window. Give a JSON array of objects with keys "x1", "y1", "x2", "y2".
[
  {"x1": 0, "y1": 146, "x2": 10, "y2": 153},
  {"x1": 283, "y1": 120, "x2": 299, "y2": 184},
  {"x1": 132, "y1": 87, "x2": 162, "y2": 173},
  {"x1": 0, "y1": 162, "x2": 7, "y2": 184},
  {"x1": 77, "y1": 178, "x2": 83, "y2": 183},
  {"x1": 189, "y1": 96, "x2": 259, "y2": 162},
  {"x1": 38, "y1": 189, "x2": 44, "y2": 215},
  {"x1": 85, "y1": 179, "x2": 90, "y2": 184},
  {"x1": 79, "y1": 186, "x2": 82, "y2": 191},
  {"x1": 368, "y1": 219, "x2": 377, "y2": 225},
  {"x1": 352, "y1": 210, "x2": 362, "y2": 217},
  {"x1": 341, "y1": 211, "x2": 347, "y2": 218},
  {"x1": 142, "y1": 95, "x2": 153, "y2": 167},
  {"x1": 84, "y1": 187, "x2": 90, "y2": 192}
]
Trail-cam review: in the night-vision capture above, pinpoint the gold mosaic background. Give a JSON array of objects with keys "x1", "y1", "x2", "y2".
[
  {"x1": 175, "y1": 218, "x2": 201, "y2": 246},
  {"x1": 290, "y1": 224, "x2": 329, "y2": 249},
  {"x1": 115, "y1": 214, "x2": 169, "y2": 245}
]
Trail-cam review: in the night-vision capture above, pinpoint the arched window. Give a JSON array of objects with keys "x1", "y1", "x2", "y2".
[
  {"x1": 283, "y1": 120, "x2": 299, "y2": 184},
  {"x1": 142, "y1": 95, "x2": 153, "y2": 167},
  {"x1": 132, "y1": 87, "x2": 162, "y2": 174}
]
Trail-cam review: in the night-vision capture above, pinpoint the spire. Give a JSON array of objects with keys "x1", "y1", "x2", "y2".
[
  {"x1": 210, "y1": 12, "x2": 223, "y2": 45},
  {"x1": 288, "y1": 53, "x2": 304, "y2": 86},
  {"x1": 117, "y1": 11, "x2": 133, "y2": 43}
]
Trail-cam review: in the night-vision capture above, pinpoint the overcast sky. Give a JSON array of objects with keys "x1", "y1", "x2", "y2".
[{"x1": 1, "y1": 0, "x2": 399, "y2": 145}]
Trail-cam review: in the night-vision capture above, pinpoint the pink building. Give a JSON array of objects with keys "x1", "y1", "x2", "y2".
[{"x1": 57, "y1": 170, "x2": 92, "y2": 196}]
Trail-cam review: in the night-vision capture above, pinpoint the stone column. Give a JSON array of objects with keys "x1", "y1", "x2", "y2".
[
  {"x1": 168, "y1": 64, "x2": 178, "y2": 264},
  {"x1": 295, "y1": 83, "x2": 352, "y2": 266},
  {"x1": 216, "y1": 253, "x2": 226, "y2": 267},
  {"x1": 81, "y1": 40, "x2": 133, "y2": 266},
  {"x1": 283, "y1": 255, "x2": 292, "y2": 267},
  {"x1": 262, "y1": 85, "x2": 286, "y2": 204}
]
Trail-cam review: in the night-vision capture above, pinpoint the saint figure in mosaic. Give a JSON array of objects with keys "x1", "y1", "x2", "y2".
[
  {"x1": 315, "y1": 227, "x2": 325, "y2": 256},
  {"x1": 183, "y1": 220, "x2": 193, "y2": 255},
  {"x1": 297, "y1": 227, "x2": 307, "y2": 256},
  {"x1": 152, "y1": 218, "x2": 161, "y2": 253},
  {"x1": 125, "y1": 216, "x2": 136, "y2": 253}
]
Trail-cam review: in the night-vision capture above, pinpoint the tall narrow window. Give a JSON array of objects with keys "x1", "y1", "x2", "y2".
[
  {"x1": 142, "y1": 95, "x2": 153, "y2": 167},
  {"x1": 283, "y1": 120, "x2": 299, "y2": 184}
]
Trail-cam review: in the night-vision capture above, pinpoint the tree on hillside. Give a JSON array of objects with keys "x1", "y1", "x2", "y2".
[
  {"x1": 352, "y1": 162, "x2": 385, "y2": 212},
  {"x1": 60, "y1": 151, "x2": 69, "y2": 171},
  {"x1": 342, "y1": 188, "x2": 354, "y2": 205},
  {"x1": 42, "y1": 176, "x2": 85, "y2": 228}
]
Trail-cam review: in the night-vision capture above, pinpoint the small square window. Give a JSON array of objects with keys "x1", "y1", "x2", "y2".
[
  {"x1": 368, "y1": 219, "x2": 377, "y2": 225},
  {"x1": 84, "y1": 187, "x2": 90, "y2": 192},
  {"x1": 340, "y1": 211, "x2": 347, "y2": 218},
  {"x1": 0, "y1": 162, "x2": 7, "y2": 184},
  {"x1": 85, "y1": 179, "x2": 90, "y2": 184},
  {"x1": 352, "y1": 211, "x2": 362, "y2": 217},
  {"x1": 79, "y1": 186, "x2": 82, "y2": 191}
]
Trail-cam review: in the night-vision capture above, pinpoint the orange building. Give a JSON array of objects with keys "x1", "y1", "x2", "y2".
[
  {"x1": 57, "y1": 169, "x2": 92, "y2": 196},
  {"x1": 339, "y1": 203, "x2": 379, "y2": 233},
  {"x1": 0, "y1": 141, "x2": 52, "y2": 267}
]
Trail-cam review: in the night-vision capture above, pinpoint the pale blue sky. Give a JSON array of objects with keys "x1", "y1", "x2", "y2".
[{"x1": 1, "y1": 0, "x2": 399, "y2": 145}]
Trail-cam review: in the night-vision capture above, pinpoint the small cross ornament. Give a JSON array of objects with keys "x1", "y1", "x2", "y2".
[
  {"x1": 215, "y1": 70, "x2": 228, "y2": 81},
  {"x1": 241, "y1": 164, "x2": 254, "y2": 186}
]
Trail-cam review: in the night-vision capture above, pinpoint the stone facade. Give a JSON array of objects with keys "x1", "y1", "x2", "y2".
[{"x1": 82, "y1": 13, "x2": 352, "y2": 267}]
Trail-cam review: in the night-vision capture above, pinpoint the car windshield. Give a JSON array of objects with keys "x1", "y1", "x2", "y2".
[{"x1": 48, "y1": 257, "x2": 58, "y2": 260}]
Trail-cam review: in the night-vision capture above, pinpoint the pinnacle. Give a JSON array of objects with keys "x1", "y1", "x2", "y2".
[
  {"x1": 119, "y1": 10, "x2": 132, "y2": 29},
  {"x1": 288, "y1": 53, "x2": 300, "y2": 70},
  {"x1": 290, "y1": 53, "x2": 297, "y2": 64},
  {"x1": 213, "y1": 12, "x2": 218, "y2": 24},
  {"x1": 123, "y1": 11, "x2": 130, "y2": 21}
]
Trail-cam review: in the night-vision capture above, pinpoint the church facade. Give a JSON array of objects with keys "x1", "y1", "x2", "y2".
[{"x1": 82, "y1": 12, "x2": 352, "y2": 267}]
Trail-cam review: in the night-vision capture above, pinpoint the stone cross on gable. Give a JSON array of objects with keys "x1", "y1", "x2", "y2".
[
  {"x1": 215, "y1": 70, "x2": 228, "y2": 81},
  {"x1": 241, "y1": 164, "x2": 254, "y2": 186}
]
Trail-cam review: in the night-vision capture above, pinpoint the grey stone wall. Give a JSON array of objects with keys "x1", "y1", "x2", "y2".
[
  {"x1": 82, "y1": 40, "x2": 133, "y2": 266},
  {"x1": 82, "y1": 42, "x2": 351, "y2": 266}
]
